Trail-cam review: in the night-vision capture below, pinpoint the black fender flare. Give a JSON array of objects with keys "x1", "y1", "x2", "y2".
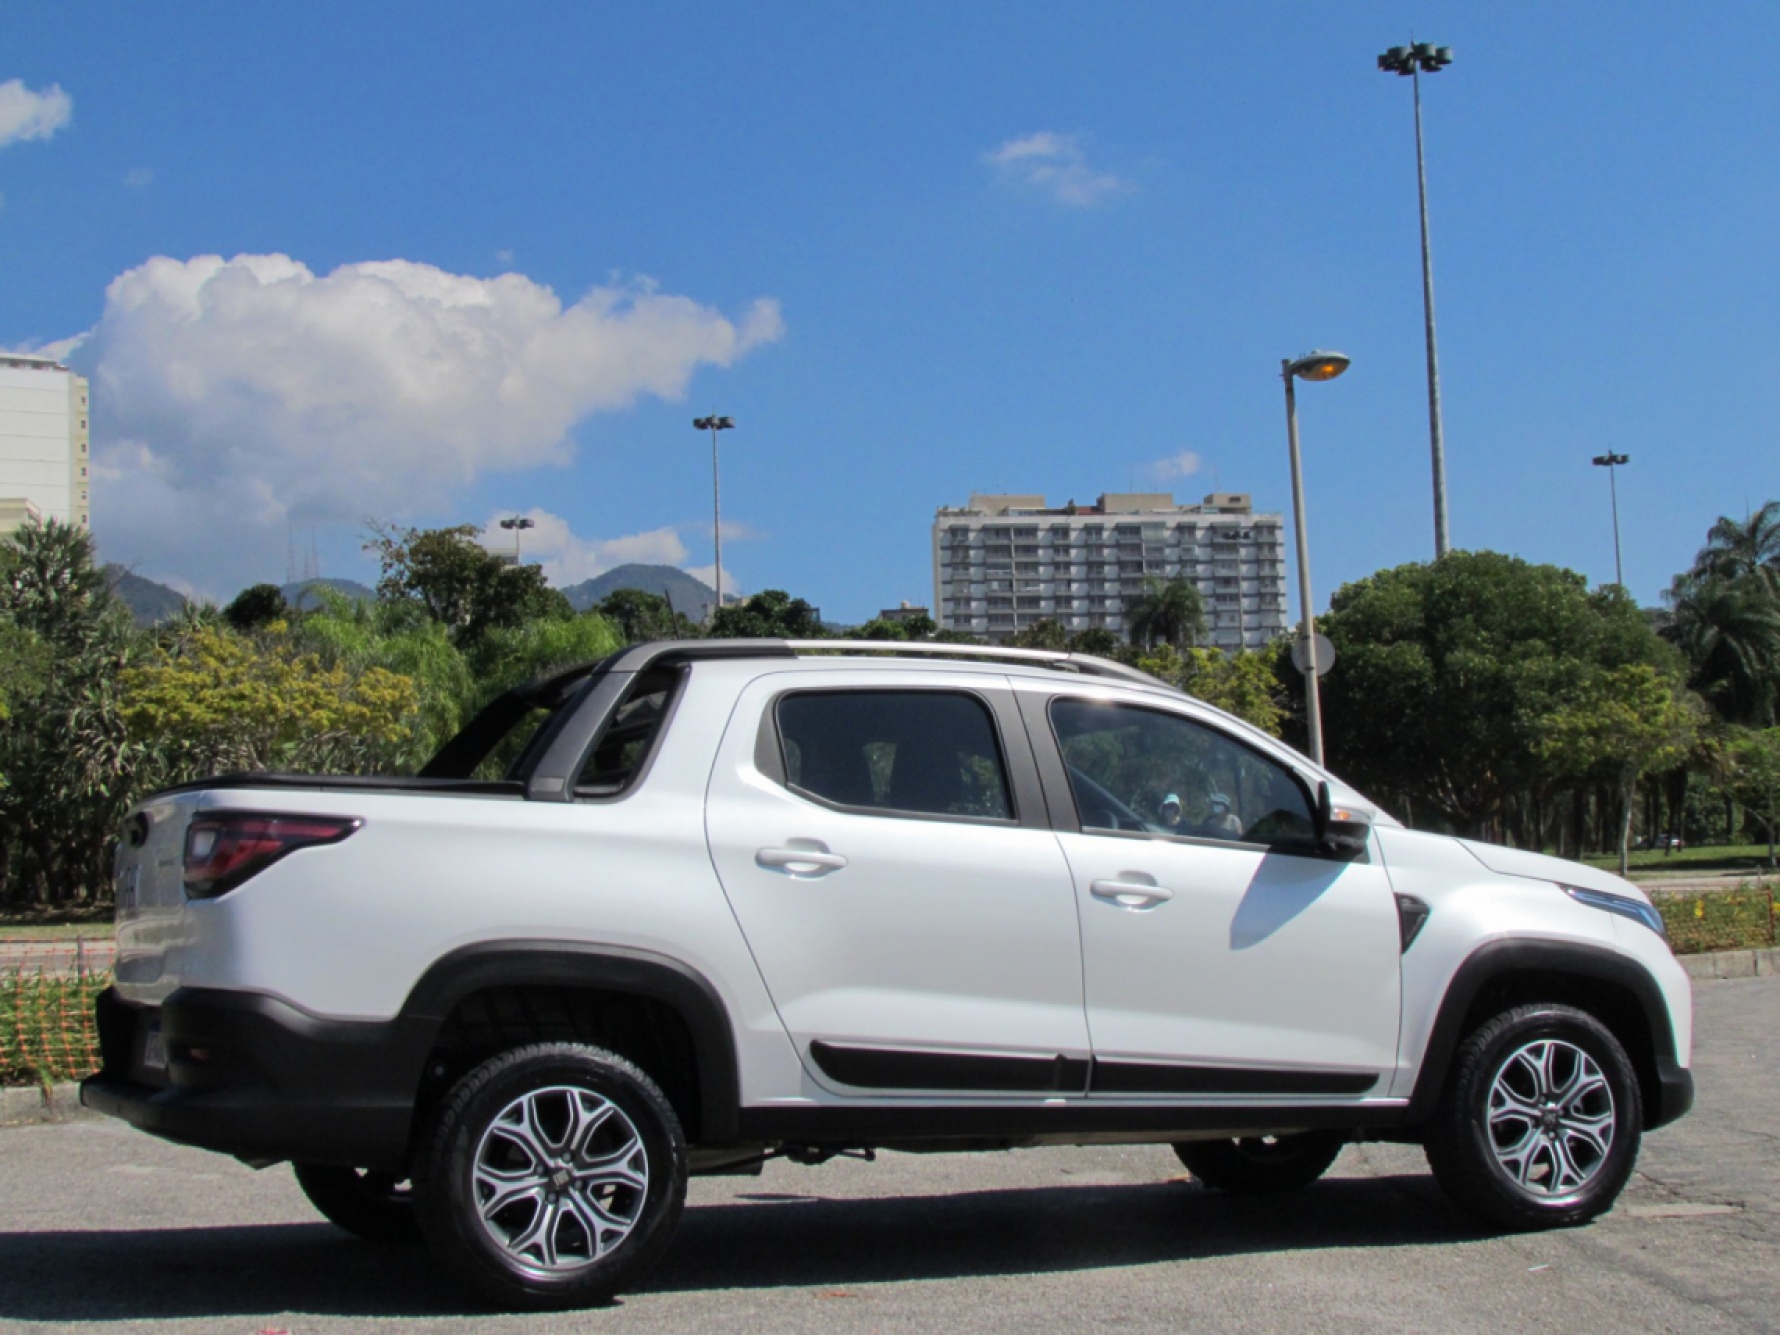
[
  {"x1": 400, "y1": 940, "x2": 742, "y2": 1143},
  {"x1": 1406, "y1": 938, "x2": 1684, "y2": 1127}
]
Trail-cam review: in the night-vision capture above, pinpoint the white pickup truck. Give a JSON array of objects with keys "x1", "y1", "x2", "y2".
[{"x1": 84, "y1": 639, "x2": 1694, "y2": 1310}]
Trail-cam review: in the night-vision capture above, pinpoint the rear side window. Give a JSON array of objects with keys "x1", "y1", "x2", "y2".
[
  {"x1": 576, "y1": 666, "x2": 682, "y2": 797},
  {"x1": 775, "y1": 690, "x2": 1013, "y2": 821}
]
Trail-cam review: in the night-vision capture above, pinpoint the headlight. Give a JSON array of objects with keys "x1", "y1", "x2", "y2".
[{"x1": 1560, "y1": 883, "x2": 1667, "y2": 940}]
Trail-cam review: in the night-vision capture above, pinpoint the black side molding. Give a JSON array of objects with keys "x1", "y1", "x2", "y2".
[{"x1": 810, "y1": 1042, "x2": 1090, "y2": 1095}]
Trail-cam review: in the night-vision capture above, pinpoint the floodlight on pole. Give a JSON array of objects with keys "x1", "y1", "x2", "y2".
[
  {"x1": 1282, "y1": 350, "x2": 1351, "y2": 768},
  {"x1": 1378, "y1": 40, "x2": 1455, "y2": 559},
  {"x1": 498, "y1": 515, "x2": 536, "y2": 561},
  {"x1": 692, "y1": 415, "x2": 736, "y2": 612},
  {"x1": 1591, "y1": 452, "x2": 1631, "y2": 588}
]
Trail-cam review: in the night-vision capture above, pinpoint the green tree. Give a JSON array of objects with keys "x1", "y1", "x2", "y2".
[
  {"x1": 1695, "y1": 500, "x2": 1780, "y2": 593},
  {"x1": 121, "y1": 624, "x2": 421, "y2": 777},
  {"x1": 1727, "y1": 727, "x2": 1780, "y2": 867},
  {"x1": 1309, "y1": 552, "x2": 1681, "y2": 838},
  {"x1": 1537, "y1": 665, "x2": 1703, "y2": 875},
  {"x1": 1125, "y1": 577, "x2": 1207, "y2": 651},
  {"x1": 707, "y1": 589, "x2": 826, "y2": 639},
  {"x1": 224, "y1": 582, "x2": 289, "y2": 631},
  {"x1": 0, "y1": 519, "x2": 141, "y2": 907},
  {"x1": 597, "y1": 588, "x2": 700, "y2": 644},
  {"x1": 1008, "y1": 618, "x2": 1069, "y2": 651},
  {"x1": 1662, "y1": 573, "x2": 1780, "y2": 727},
  {"x1": 365, "y1": 522, "x2": 571, "y2": 643},
  {"x1": 1134, "y1": 644, "x2": 1286, "y2": 735}
]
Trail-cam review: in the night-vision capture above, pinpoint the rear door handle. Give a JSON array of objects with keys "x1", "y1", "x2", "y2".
[
  {"x1": 1090, "y1": 878, "x2": 1174, "y2": 909},
  {"x1": 757, "y1": 844, "x2": 849, "y2": 877}
]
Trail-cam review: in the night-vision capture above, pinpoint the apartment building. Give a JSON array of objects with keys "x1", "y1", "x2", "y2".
[
  {"x1": 0, "y1": 355, "x2": 90, "y2": 535},
  {"x1": 932, "y1": 491, "x2": 1289, "y2": 651}
]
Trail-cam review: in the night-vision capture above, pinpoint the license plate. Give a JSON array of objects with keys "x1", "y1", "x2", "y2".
[{"x1": 141, "y1": 1023, "x2": 166, "y2": 1072}]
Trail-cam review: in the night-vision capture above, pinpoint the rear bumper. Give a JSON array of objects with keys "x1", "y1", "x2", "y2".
[{"x1": 81, "y1": 986, "x2": 430, "y2": 1170}]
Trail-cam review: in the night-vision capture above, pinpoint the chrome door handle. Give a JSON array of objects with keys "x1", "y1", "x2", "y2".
[
  {"x1": 1090, "y1": 878, "x2": 1174, "y2": 908},
  {"x1": 756, "y1": 845, "x2": 849, "y2": 877}
]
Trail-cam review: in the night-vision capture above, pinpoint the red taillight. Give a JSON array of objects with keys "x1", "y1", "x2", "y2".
[{"x1": 183, "y1": 812, "x2": 362, "y2": 899}]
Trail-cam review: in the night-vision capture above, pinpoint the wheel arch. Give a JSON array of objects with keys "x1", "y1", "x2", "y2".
[
  {"x1": 400, "y1": 941, "x2": 741, "y2": 1145},
  {"x1": 1407, "y1": 940, "x2": 1679, "y2": 1131}
]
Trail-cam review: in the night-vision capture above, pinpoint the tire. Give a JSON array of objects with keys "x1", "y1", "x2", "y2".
[
  {"x1": 1173, "y1": 1130, "x2": 1345, "y2": 1194},
  {"x1": 1424, "y1": 1004, "x2": 1642, "y2": 1230},
  {"x1": 292, "y1": 1163, "x2": 421, "y2": 1244},
  {"x1": 413, "y1": 1042, "x2": 688, "y2": 1311}
]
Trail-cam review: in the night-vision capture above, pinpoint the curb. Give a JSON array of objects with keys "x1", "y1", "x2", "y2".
[
  {"x1": 1679, "y1": 947, "x2": 1780, "y2": 981},
  {"x1": 0, "y1": 1082, "x2": 90, "y2": 1128}
]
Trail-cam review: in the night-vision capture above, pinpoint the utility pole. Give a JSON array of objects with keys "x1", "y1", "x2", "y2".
[
  {"x1": 1378, "y1": 40, "x2": 1455, "y2": 558},
  {"x1": 692, "y1": 416, "x2": 735, "y2": 612},
  {"x1": 1592, "y1": 452, "x2": 1630, "y2": 587}
]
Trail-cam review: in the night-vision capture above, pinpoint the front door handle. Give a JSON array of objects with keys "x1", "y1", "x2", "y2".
[
  {"x1": 757, "y1": 843, "x2": 849, "y2": 878},
  {"x1": 1090, "y1": 878, "x2": 1174, "y2": 909}
]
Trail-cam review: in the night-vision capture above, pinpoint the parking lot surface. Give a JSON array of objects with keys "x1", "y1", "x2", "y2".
[{"x1": 0, "y1": 976, "x2": 1774, "y2": 1334}]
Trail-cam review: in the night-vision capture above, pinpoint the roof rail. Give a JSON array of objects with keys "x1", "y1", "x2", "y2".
[{"x1": 782, "y1": 639, "x2": 1174, "y2": 691}]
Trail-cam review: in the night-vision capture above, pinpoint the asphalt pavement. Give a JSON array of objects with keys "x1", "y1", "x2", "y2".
[{"x1": 0, "y1": 977, "x2": 1775, "y2": 1334}]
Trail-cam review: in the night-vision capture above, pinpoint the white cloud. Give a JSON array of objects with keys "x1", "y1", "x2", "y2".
[
  {"x1": 123, "y1": 167, "x2": 153, "y2": 188},
  {"x1": 682, "y1": 564, "x2": 739, "y2": 599},
  {"x1": 0, "y1": 80, "x2": 72, "y2": 148},
  {"x1": 70, "y1": 252, "x2": 783, "y2": 588},
  {"x1": 495, "y1": 248, "x2": 516, "y2": 266},
  {"x1": 1143, "y1": 450, "x2": 1202, "y2": 484},
  {"x1": 984, "y1": 132, "x2": 1131, "y2": 207}
]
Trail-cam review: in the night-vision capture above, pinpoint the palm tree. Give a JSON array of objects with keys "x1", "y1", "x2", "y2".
[
  {"x1": 1125, "y1": 577, "x2": 1207, "y2": 651},
  {"x1": 1663, "y1": 571, "x2": 1780, "y2": 727},
  {"x1": 1697, "y1": 500, "x2": 1780, "y2": 594}
]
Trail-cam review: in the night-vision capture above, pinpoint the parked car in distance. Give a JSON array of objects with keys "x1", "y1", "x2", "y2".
[{"x1": 84, "y1": 640, "x2": 1694, "y2": 1310}]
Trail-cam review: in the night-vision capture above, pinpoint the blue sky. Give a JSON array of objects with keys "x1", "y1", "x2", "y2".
[{"x1": 3, "y1": 2, "x2": 1776, "y2": 620}]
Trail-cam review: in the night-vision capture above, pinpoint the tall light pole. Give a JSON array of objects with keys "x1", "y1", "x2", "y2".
[
  {"x1": 1378, "y1": 40, "x2": 1454, "y2": 559},
  {"x1": 1282, "y1": 351, "x2": 1352, "y2": 768},
  {"x1": 692, "y1": 415, "x2": 735, "y2": 612},
  {"x1": 498, "y1": 515, "x2": 535, "y2": 561},
  {"x1": 1592, "y1": 452, "x2": 1631, "y2": 587}
]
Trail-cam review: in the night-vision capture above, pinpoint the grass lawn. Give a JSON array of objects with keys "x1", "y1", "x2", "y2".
[
  {"x1": 0, "y1": 907, "x2": 114, "y2": 940},
  {"x1": 1581, "y1": 842, "x2": 1779, "y2": 876}
]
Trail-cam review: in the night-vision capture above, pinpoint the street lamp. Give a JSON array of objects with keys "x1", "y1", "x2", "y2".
[
  {"x1": 1378, "y1": 40, "x2": 1455, "y2": 559},
  {"x1": 498, "y1": 515, "x2": 535, "y2": 561},
  {"x1": 1592, "y1": 452, "x2": 1631, "y2": 588},
  {"x1": 692, "y1": 415, "x2": 735, "y2": 611},
  {"x1": 1282, "y1": 350, "x2": 1351, "y2": 768}
]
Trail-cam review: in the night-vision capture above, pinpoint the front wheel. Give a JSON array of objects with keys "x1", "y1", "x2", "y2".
[
  {"x1": 414, "y1": 1043, "x2": 687, "y2": 1310},
  {"x1": 1424, "y1": 1004, "x2": 1642, "y2": 1230},
  {"x1": 1173, "y1": 1130, "x2": 1345, "y2": 1194}
]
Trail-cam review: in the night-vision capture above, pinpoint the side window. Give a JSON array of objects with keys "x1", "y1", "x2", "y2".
[
  {"x1": 576, "y1": 666, "x2": 682, "y2": 796},
  {"x1": 775, "y1": 690, "x2": 1013, "y2": 821},
  {"x1": 1049, "y1": 698, "x2": 1316, "y2": 850}
]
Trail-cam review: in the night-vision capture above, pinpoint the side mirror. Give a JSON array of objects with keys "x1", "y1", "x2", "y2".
[{"x1": 1315, "y1": 779, "x2": 1373, "y2": 857}]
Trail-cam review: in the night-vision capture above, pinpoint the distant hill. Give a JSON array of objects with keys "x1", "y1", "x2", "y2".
[
  {"x1": 282, "y1": 577, "x2": 375, "y2": 610},
  {"x1": 105, "y1": 566, "x2": 189, "y2": 627},
  {"x1": 561, "y1": 564, "x2": 732, "y2": 620}
]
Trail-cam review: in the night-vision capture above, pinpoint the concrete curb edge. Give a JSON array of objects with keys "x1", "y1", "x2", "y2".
[
  {"x1": 1678, "y1": 946, "x2": 1780, "y2": 981},
  {"x1": 0, "y1": 1081, "x2": 90, "y2": 1127}
]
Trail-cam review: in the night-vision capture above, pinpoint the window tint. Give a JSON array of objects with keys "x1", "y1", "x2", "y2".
[
  {"x1": 576, "y1": 666, "x2": 681, "y2": 796},
  {"x1": 1049, "y1": 698, "x2": 1315, "y2": 849},
  {"x1": 775, "y1": 691, "x2": 1012, "y2": 821}
]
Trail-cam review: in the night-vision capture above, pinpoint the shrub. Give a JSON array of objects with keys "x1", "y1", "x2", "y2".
[{"x1": 1652, "y1": 884, "x2": 1777, "y2": 954}]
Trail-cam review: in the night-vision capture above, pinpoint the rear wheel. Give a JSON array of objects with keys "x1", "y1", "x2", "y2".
[
  {"x1": 414, "y1": 1042, "x2": 687, "y2": 1310},
  {"x1": 292, "y1": 1164, "x2": 420, "y2": 1244},
  {"x1": 1173, "y1": 1130, "x2": 1345, "y2": 1194},
  {"x1": 1424, "y1": 1004, "x2": 1641, "y2": 1230}
]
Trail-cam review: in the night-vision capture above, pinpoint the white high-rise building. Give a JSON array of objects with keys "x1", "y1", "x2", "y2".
[
  {"x1": 0, "y1": 355, "x2": 90, "y2": 536},
  {"x1": 932, "y1": 491, "x2": 1289, "y2": 651}
]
